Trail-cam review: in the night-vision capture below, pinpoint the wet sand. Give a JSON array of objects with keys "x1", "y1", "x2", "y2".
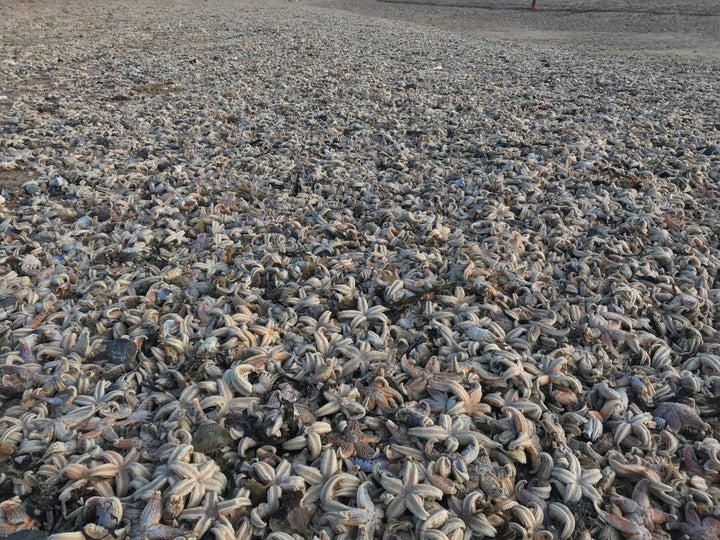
[{"x1": 308, "y1": 0, "x2": 720, "y2": 59}]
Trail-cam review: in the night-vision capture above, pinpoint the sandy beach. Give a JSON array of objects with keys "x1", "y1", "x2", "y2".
[{"x1": 310, "y1": 0, "x2": 720, "y2": 59}]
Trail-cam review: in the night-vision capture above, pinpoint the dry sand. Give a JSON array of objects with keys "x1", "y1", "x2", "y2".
[{"x1": 308, "y1": 0, "x2": 720, "y2": 60}]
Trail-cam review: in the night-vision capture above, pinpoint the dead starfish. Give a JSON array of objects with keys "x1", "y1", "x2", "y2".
[
  {"x1": 683, "y1": 446, "x2": 720, "y2": 484},
  {"x1": 331, "y1": 419, "x2": 379, "y2": 459},
  {"x1": 464, "y1": 447, "x2": 513, "y2": 500},
  {"x1": 127, "y1": 491, "x2": 186, "y2": 540},
  {"x1": 669, "y1": 501, "x2": 720, "y2": 539},
  {"x1": 653, "y1": 401, "x2": 707, "y2": 435},
  {"x1": 595, "y1": 478, "x2": 675, "y2": 539}
]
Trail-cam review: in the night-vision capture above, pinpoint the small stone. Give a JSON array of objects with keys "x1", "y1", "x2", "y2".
[
  {"x1": 701, "y1": 144, "x2": 720, "y2": 156},
  {"x1": 49, "y1": 175, "x2": 66, "y2": 187},
  {"x1": 94, "y1": 209, "x2": 111, "y2": 222},
  {"x1": 76, "y1": 216, "x2": 93, "y2": 229},
  {"x1": 24, "y1": 182, "x2": 41, "y2": 195},
  {"x1": 690, "y1": 475, "x2": 708, "y2": 490}
]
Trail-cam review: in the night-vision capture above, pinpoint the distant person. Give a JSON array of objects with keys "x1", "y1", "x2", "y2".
[{"x1": 531, "y1": 0, "x2": 537, "y2": 9}]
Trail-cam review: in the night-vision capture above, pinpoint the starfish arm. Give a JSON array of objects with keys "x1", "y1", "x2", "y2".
[
  {"x1": 337, "y1": 441, "x2": 355, "y2": 459},
  {"x1": 551, "y1": 476, "x2": 581, "y2": 503},
  {"x1": 146, "y1": 524, "x2": 185, "y2": 540},
  {"x1": 551, "y1": 468, "x2": 576, "y2": 484},
  {"x1": 380, "y1": 474, "x2": 403, "y2": 495},
  {"x1": 139, "y1": 492, "x2": 162, "y2": 529},
  {"x1": 385, "y1": 495, "x2": 407, "y2": 519},
  {"x1": 596, "y1": 508, "x2": 652, "y2": 540},
  {"x1": 413, "y1": 484, "x2": 445, "y2": 500},
  {"x1": 549, "y1": 502, "x2": 575, "y2": 540},
  {"x1": 580, "y1": 484, "x2": 603, "y2": 505},
  {"x1": 355, "y1": 441, "x2": 378, "y2": 460},
  {"x1": 324, "y1": 500, "x2": 351, "y2": 513},
  {"x1": 631, "y1": 424, "x2": 651, "y2": 446},
  {"x1": 565, "y1": 482, "x2": 582, "y2": 504},
  {"x1": 294, "y1": 463, "x2": 324, "y2": 485},
  {"x1": 408, "y1": 426, "x2": 450, "y2": 439},
  {"x1": 168, "y1": 461, "x2": 198, "y2": 479},
  {"x1": 338, "y1": 309, "x2": 362, "y2": 320},
  {"x1": 582, "y1": 469, "x2": 603, "y2": 484},
  {"x1": 320, "y1": 450, "x2": 340, "y2": 478},
  {"x1": 178, "y1": 506, "x2": 207, "y2": 521},
  {"x1": 356, "y1": 482, "x2": 377, "y2": 512},
  {"x1": 468, "y1": 513, "x2": 497, "y2": 536},
  {"x1": 405, "y1": 493, "x2": 431, "y2": 520},
  {"x1": 218, "y1": 495, "x2": 251, "y2": 514},
  {"x1": 303, "y1": 484, "x2": 323, "y2": 506},
  {"x1": 404, "y1": 462, "x2": 422, "y2": 486},
  {"x1": 644, "y1": 507, "x2": 676, "y2": 528}
]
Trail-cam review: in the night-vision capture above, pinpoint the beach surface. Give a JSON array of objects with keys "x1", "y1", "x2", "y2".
[
  {"x1": 310, "y1": 0, "x2": 720, "y2": 59},
  {"x1": 1, "y1": 0, "x2": 719, "y2": 538}
]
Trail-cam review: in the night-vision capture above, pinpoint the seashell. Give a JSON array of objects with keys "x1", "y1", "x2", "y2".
[
  {"x1": 105, "y1": 338, "x2": 138, "y2": 364},
  {"x1": 50, "y1": 175, "x2": 66, "y2": 188},
  {"x1": 192, "y1": 422, "x2": 231, "y2": 453},
  {"x1": 86, "y1": 496, "x2": 123, "y2": 529},
  {"x1": 0, "y1": 296, "x2": 19, "y2": 311},
  {"x1": 20, "y1": 254, "x2": 42, "y2": 275}
]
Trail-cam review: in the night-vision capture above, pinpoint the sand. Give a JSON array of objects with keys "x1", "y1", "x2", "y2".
[{"x1": 307, "y1": 0, "x2": 720, "y2": 60}]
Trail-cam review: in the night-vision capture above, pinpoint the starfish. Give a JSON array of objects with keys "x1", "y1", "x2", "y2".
[
  {"x1": 337, "y1": 296, "x2": 388, "y2": 330},
  {"x1": 295, "y1": 449, "x2": 353, "y2": 508},
  {"x1": 609, "y1": 408, "x2": 654, "y2": 449},
  {"x1": 653, "y1": 401, "x2": 708, "y2": 434},
  {"x1": 550, "y1": 447, "x2": 603, "y2": 505},
  {"x1": 380, "y1": 461, "x2": 444, "y2": 520},
  {"x1": 167, "y1": 459, "x2": 225, "y2": 507},
  {"x1": 467, "y1": 447, "x2": 513, "y2": 500},
  {"x1": 596, "y1": 505, "x2": 652, "y2": 540},
  {"x1": 410, "y1": 414, "x2": 465, "y2": 447},
  {"x1": 595, "y1": 478, "x2": 675, "y2": 539},
  {"x1": 128, "y1": 491, "x2": 186, "y2": 540},
  {"x1": 322, "y1": 481, "x2": 383, "y2": 540},
  {"x1": 682, "y1": 446, "x2": 720, "y2": 484},
  {"x1": 331, "y1": 419, "x2": 379, "y2": 459},
  {"x1": 178, "y1": 491, "x2": 251, "y2": 537},
  {"x1": 448, "y1": 491, "x2": 497, "y2": 537},
  {"x1": 669, "y1": 501, "x2": 720, "y2": 539},
  {"x1": 400, "y1": 355, "x2": 467, "y2": 402}
]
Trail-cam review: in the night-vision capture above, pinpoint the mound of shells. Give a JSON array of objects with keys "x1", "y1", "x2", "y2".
[{"x1": 1, "y1": 0, "x2": 719, "y2": 539}]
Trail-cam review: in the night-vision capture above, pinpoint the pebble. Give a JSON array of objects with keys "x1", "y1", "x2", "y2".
[
  {"x1": 75, "y1": 216, "x2": 93, "y2": 229},
  {"x1": 23, "y1": 183, "x2": 41, "y2": 196}
]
